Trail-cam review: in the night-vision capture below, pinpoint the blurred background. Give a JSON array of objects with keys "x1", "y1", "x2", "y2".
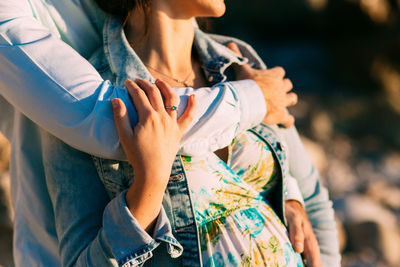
[
  {"x1": 1, "y1": 0, "x2": 400, "y2": 266},
  {"x1": 212, "y1": 0, "x2": 400, "y2": 266}
]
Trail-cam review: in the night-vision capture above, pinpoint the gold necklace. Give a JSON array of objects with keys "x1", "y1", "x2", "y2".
[
  {"x1": 128, "y1": 41, "x2": 194, "y2": 87},
  {"x1": 145, "y1": 64, "x2": 194, "y2": 87}
]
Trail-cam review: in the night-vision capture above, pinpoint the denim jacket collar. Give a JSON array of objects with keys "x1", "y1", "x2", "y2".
[{"x1": 103, "y1": 16, "x2": 248, "y2": 88}]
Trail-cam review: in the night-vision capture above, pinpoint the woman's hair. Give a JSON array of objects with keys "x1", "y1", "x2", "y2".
[{"x1": 94, "y1": 0, "x2": 151, "y2": 20}]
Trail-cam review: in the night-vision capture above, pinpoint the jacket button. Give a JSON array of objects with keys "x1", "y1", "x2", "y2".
[
  {"x1": 169, "y1": 174, "x2": 184, "y2": 181},
  {"x1": 208, "y1": 76, "x2": 214, "y2": 82}
]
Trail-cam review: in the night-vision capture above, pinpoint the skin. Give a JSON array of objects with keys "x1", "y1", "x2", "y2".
[
  {"x1": 125, "y1": 0, "x2": 297, "y2": 129},
  {"x1": 112, "y1": 0, "x2": 321, "y2": 265},
  {"x1": 112, "y1": 79, "x2": 196, "y2": 233},
  {"x1": 226, "y1": 42, "x2": 297, "y2": 128},
  {"x1": 286, "y1": 200, "x2": 322, "y2": 267}
]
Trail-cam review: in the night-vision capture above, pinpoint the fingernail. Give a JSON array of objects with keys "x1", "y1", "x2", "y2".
[
  {"x1": 125, "y1": 79, "x2": 134, "y2": 88},
  {"x1": 295, "y1": 242, "x2": 303, "y2": 252},
  {"x1": 112, "y1": 99, "x2": 119, "y2": 111}
]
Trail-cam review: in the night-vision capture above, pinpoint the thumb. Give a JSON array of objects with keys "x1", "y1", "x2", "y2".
[
  {"x1": 226, "y1": 42, "x2": 243, "y2": 57},
  {"x1": 226, "y1": 42, "x2": 253, "y2": 79},
  {"x1": 112, "y1": 98, "x2": 134, "y2": 148}
]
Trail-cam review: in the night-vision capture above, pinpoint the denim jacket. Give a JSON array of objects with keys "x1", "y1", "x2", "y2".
[{"x1": 87, "y1": 17, "x2": 341, "y2": 267}]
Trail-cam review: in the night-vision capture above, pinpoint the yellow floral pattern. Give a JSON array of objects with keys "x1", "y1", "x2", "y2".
[{"x1": 182, "y1": 131, "x2": 303, "y2": 267}]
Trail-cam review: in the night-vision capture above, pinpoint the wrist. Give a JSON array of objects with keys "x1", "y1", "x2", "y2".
[
  {"x1": 285, "y1": 200, "x2": 307, "y2": 217},
  {"x1": 133, "y1": 164, "x2": 170, "y2": 183},
  {"x1": 285, "y1": 199, "x2": 303, "y2": 207},
  {"x1": 131, "y1": 171, "x2": 170, "y2": 195},
  {"x1": 126, "y1": 178, "x2": 167, "y2": 232}
]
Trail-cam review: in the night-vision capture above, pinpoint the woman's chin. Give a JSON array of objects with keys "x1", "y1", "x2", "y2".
[
  {"x1": 199, "y1": 4, "x2": 226, "y2": 18},
  {"x1": 213, "y1": 5, "x2": 226, "y2": 17},
  {"x1": 210, "y1": 1, "x2": 226, "y2": 17}
]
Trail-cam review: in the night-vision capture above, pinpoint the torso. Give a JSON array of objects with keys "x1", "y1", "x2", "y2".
[{"x1": 88, "y1": 18, "x2": 302, "y2": 265}]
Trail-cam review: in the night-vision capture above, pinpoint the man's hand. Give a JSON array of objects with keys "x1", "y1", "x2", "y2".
[
  {"x1": 285, "y1": 200, "x2": 322, "y2": 267},
  {"x1": 226, "y1": 42, "x2": 297, "y2": 128}
]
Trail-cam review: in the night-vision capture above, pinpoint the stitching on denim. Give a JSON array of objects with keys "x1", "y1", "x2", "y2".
[
  {"x1": 118, "y1": 240, "x2": 159, "y2": 267},
  {"x1": 155, "y1": 235, "x2": 184, "y2": 258}
]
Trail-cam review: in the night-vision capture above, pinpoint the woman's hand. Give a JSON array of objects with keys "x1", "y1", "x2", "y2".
[
  {"x1": 112, "y1": 78, "x2": 196, "y2": 232},
  {"x1": 226, "y1": 42, "x2": 298, "y2": 128},
  {"x1": 285, "y1": 200, "x2": 322, "y2": 267}
]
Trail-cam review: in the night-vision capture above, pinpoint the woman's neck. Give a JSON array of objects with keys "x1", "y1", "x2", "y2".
[{"x1": 125, "y1": 7, "x2": 195, "y2": 80}]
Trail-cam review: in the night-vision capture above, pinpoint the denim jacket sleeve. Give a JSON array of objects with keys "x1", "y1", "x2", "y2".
[
  {"x1": 42, "y1": 132, "x2": 181, "y2": 267},
  {"x1": 103, "y1": 191, "x2": 183, "y2": 266},
  {"x1": 0, "y1": 0, "x2": 265, "y2": 160}
]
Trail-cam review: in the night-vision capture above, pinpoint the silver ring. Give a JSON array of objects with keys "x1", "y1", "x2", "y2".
[{"x1": 165, "y1": 105, "x2": 178, "y2": 112}]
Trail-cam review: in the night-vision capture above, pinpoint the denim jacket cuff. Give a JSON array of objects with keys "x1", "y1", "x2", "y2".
[
  {"x1": 103, "y1": 190, "x2": 183, "y2": 266},
  {"x1": 228, "y1": 80, "x2": 266, "y2": 134}
]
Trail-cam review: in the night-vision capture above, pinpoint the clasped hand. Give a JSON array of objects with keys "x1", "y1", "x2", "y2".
[
  {"x1": 111, "y1": 78, "x2": 196, "y2": 232},
  {"x1": 227, "y1": 42, "x2": 298, "y2": 128}
]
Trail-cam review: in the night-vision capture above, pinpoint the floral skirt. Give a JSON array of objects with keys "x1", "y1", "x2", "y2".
[{"x1": 182, "y1": 130, "x2": 303, "y2": 267}]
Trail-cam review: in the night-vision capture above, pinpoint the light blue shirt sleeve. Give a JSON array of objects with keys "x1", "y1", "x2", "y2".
[
  {"x1": 178, "y1": 80, "x2": 266, "y2": 156},
  {"x1": 277, "y1": 126, "x2": 341, "y2": 267},
  {"x1": 285, "y1": 175, "x2": 305, "y2": 206},
  {"x1": 0, "y1": 1, "x2": 266, "y2": 160}
]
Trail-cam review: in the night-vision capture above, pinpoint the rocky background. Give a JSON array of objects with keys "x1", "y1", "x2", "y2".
[{"x1": 0, "y1": 0, "x2": 400, "y2": 266}]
